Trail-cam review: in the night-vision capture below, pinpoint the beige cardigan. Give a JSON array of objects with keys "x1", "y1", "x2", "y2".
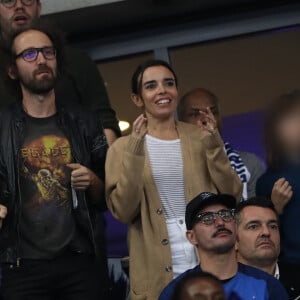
[{"x1": 105, "y1": 121, "x2": 242, "y2": 300}]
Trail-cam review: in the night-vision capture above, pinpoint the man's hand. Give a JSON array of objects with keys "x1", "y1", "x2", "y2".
[
  {"x1": 0, "y1": 204, "x2": 7, "y2": 228},
  {"x1": 271, "y1": 178, "x2": 293, "y2": 214},
  {"x1": 67, "y1": 163, "x2": 104, "y2": 204},
  {"x1": 67, "y1": 163, "x2": 98, "y2": 191}
]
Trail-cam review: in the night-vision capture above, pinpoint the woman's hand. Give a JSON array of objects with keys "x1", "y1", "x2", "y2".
[
  {"x1": 132, "y1": 114, "x2": 148, "y2": 139},
  {"x1": 0, "y1": 204, "x2": 7, "y2": 229},
  {"x1": 196, "y1": 107, "x2": 217, "y2": 136},
  {"x1": 271, "y1": 178, "x2": 293, "y2": 214}
]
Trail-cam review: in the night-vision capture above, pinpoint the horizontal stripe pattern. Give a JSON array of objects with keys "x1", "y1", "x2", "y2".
[{"x1": 146, "y1": 135, "x2": 186, "y2": 219}]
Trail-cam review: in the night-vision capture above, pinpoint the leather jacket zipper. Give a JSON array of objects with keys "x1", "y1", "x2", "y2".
[{"x1": 16, "y1": 152, "x2": 23, "y2": 267}]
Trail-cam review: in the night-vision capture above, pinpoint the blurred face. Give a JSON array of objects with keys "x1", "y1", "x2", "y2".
[
  {"x1": 0, "y1": 0, "x2": 41, "y2": 40},
  {"x1": 187, "y1": 204, "x2": 236, "y2": 255},
  {"x1": 179, "y1": 278, "x2": 226, "y2": 300},
  {"x1": 236, "y1": 206, "x2": 280, "y2": 268},
  {"x1": 11, "y1": 29, "x2": 57, "y2": 95},
  {"x1": 132, "y1": 66, "x2": 178, "y2": 119},
  {"x1": 180, "y1": 90, "x2": 222, "y2": 131},
  {"x1": 276, "y1": 106, "x2": 300, "y2": 159}
]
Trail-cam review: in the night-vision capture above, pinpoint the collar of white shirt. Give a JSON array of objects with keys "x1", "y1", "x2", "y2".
[{"x1": 274, "y1": 263, "x2": 280, "y2": 280}]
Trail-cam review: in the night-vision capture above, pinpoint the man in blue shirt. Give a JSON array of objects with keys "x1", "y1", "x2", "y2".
[{"x1": 159, "y1": 192, "x2": 288, "y2": 300}]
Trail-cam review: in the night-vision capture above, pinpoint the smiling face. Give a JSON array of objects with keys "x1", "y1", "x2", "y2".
[
  {"x1": 11, "y1": 29, "x2": 57, "y2": 95},
  {"x1": 0, "y1": 0, "x2": 41, "y2": 41},
  {"x1": 236, "y1": 206, "x2": 280, "y2": 268},
  {"x1": 179, "y1": 277, "x2": 226, "y2": 300},
  {"x1": 187, "y1": 204, "x2": 236, "y2": 255},
  {"x1": 131, "y1": 65, "x2": 178, "y2": 120}
]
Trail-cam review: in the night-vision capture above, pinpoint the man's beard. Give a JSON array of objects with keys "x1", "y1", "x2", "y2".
[
  {"x1": 0, "y1": 15, "x2": 38, "y2": 45},
  {"x1": 19, "y1": 66, "x2": 58, "y2": 95}
]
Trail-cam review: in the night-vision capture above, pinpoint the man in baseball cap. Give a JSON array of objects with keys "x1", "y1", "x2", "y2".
[{"x1": 159, "y1": 192, "x2": 289, "y2": 300}]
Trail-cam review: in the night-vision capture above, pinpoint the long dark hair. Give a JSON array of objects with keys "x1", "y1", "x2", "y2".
[
  {"x1": 131, "y1": 59, "x2": 178, "y2": 96},
  {"x1": 264, "y1": 90, "x2": 300, "y2": 170}
]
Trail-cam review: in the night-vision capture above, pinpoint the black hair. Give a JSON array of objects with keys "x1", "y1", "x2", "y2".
[
  {"x1": 235, "y1": 197, "x2": 278, "y2": 224},
  {"x1": 171, "y1": 271, "x2": 224, "y2": 300},
  {"x1": 131, "y1": 59, "x2": 178, "y2": 96},
  {"x1": 0, "y1": 21, "x2": 65, "y2": 99}
]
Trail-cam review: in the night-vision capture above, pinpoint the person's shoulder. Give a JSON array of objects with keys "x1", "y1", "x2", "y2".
[
  {"x1": 108, "y1": 135, "x2": 131, "y2": 151},
  {"x1": 159, "y1": 265, "x2": 201, "y2": 300},
  {"x1": 238, "y1": 263, "x2": 271, "y2": 278},
  {"x1": 238, "y1": 151, "x2": 264, "y2": 168},
  {"x1": 59, "y1": 103, "x2": 102, "y2": 130},
  {"x1": 177, "y1": 121, "x2": 200, "y2": 138},
  {"x1": 177, "y1": 120, "x2": 199, "y2": 130},
  {"x1": 0, "y1": 102, "x2": 21, "y2": 119},
  {"x1": 238, "y1": 151, "x2": 261, "y2": 163},
  {"x1": 238, "y1": 264, "x2": 288, "y2": 297},
  {"x1": 256, "y1": 168, "x2": 277, "y2": 185}
]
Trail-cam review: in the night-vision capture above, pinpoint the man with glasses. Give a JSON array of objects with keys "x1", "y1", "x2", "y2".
[
  {"x1": 0, "y1": 0, "x2": 120, "y2": 145},
  {"x1": 159, "y1": 192, "x2": 289, "y2": 300},
  {"x1": 0, "y1": 26, "x2": 107, "y2": 299}
]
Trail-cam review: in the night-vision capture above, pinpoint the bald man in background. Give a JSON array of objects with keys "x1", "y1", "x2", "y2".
[{"x1": 178, "y1": 88, "x2": 264, "y2": 199}]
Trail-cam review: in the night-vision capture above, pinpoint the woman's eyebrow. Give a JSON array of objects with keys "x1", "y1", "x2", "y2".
[{"x1": 143, "y1": 80, "x2": 156, "y2": 86}]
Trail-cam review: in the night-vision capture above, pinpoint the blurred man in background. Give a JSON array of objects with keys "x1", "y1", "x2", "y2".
[{"x1": 178, "y1": 88, "x2": 264, "y2": 200}]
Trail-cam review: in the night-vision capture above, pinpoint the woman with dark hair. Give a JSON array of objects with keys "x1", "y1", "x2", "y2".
[
  {"x1": 256, "y1": 90, "x2": 300, "y2": 271},
  {"x1": 105, "y1": 60, "x2": 242, "y2": 300}
]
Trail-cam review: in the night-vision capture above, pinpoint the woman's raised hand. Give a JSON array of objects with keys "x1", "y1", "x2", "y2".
[{"x1": 132, "y1": 114, "x2": 148, "y2": 139}]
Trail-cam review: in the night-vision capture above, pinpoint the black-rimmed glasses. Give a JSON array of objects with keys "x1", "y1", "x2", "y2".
[
  {"x1": 195, "y1": 209, "x2": 236, "y2": 225},
  {"x1": 15, "y1": 47, "x2": 56, "y2": 62},
  {"x1": 0, "y1": 0, "x2": 35, "y2": 8}
]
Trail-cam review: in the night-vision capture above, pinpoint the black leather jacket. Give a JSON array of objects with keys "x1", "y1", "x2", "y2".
[{"x1": 0, "y1": 101, "x2": 108, "y2": 264}]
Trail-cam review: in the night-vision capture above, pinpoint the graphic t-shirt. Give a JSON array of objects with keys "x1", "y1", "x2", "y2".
[{"x1": 19, "y1": 114, "x2": 75, "y2": 259}]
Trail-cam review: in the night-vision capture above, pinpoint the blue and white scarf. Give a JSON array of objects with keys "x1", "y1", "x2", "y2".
[{"x1": 224, "y1": 142, "x2": 250, "y2": 200}]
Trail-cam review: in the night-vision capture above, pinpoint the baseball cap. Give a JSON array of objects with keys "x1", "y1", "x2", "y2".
[{"x1": 185, "y1": 192, "x2": 236, "y2": 230}]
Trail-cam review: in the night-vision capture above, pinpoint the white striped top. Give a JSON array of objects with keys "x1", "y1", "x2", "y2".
[{"x1": 145, "y1": 134, "x2": 186, "y2": 219}]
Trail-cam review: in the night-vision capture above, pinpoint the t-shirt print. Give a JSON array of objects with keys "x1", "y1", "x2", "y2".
[
  {"x1": 18, "y1": 115, "x2": 76, "y2": 259},
  {"x1": 20, "y1": 134, "x2": 72, "y2": 208}
]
